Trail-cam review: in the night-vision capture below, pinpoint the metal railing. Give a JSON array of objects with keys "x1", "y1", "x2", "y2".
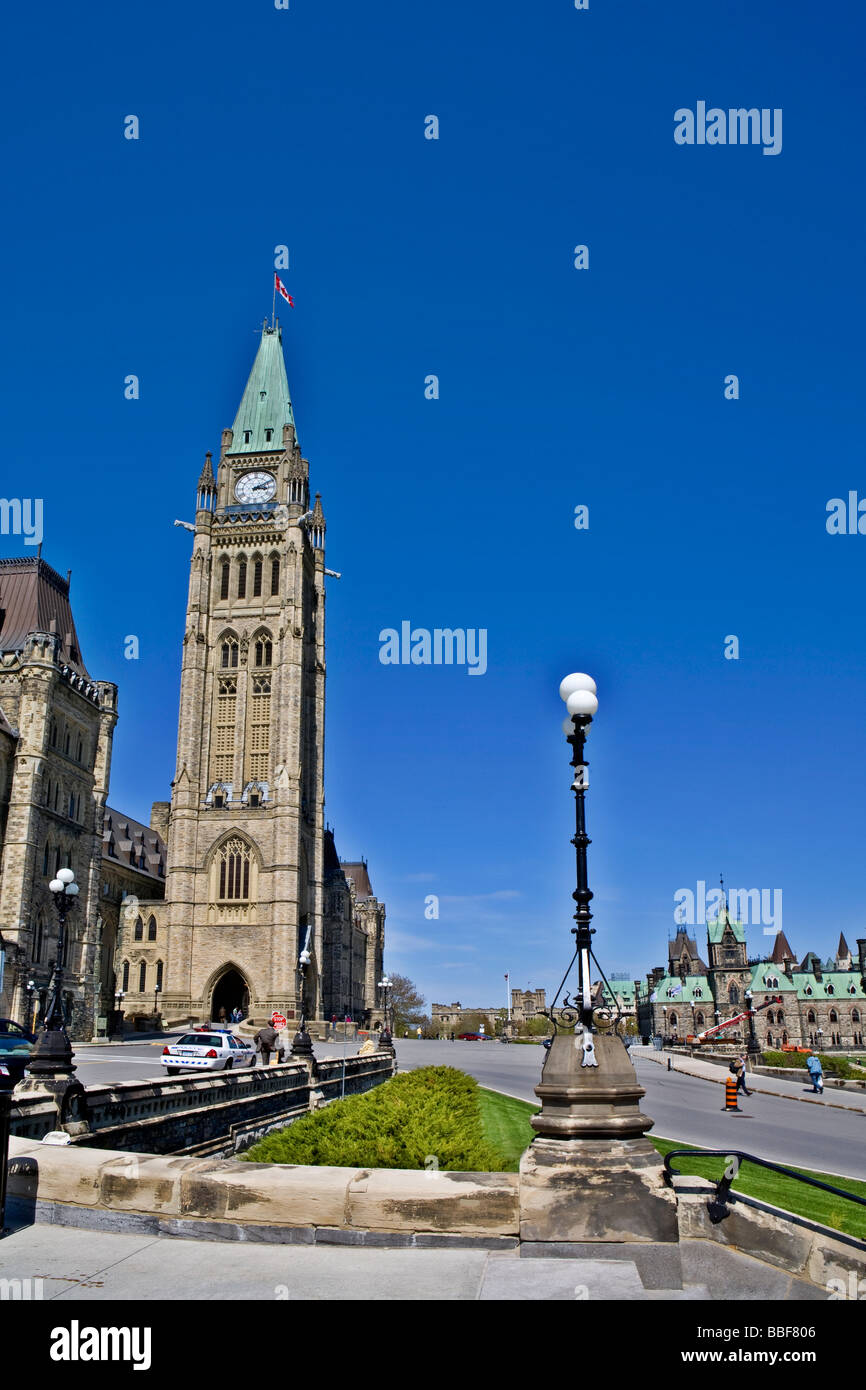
[{"x1": 664, "y1": 1148, "x2": 866, "y2": 1227}]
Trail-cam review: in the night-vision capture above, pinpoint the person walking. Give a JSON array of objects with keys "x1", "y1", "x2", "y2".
[
  {"x1": 254, "y1": 1022, "x2": 279, "y2": 1066},
  {"x1": 806, "y1": 1050, "x2": 824, "y2": 1093},
  {"x1": 735, "y1": 1053, "x2": 753, "y2": 1097}
]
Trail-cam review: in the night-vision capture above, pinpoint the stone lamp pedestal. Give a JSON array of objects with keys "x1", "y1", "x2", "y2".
[{"x1": 519, "y1": 1029, "x2": 678, "y2": 1244}]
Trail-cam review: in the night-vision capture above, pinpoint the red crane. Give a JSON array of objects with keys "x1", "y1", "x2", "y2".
[{"x1": 689, "y1": 995, "x2": 783, "y2": 1045}]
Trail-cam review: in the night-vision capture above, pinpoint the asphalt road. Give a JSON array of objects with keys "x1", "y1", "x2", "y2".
[{"x1": 64, "y1": 1035, "x2": 866, "y2": 1181}]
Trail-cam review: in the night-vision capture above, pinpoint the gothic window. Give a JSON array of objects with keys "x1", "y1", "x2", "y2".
[
  {"x1": 34, "y1": 917, "x2": 44, "y2": 964},
  {"x1": 728, "y1": 985, "x2": 739, "y2": 1006},
  {"x1": 68, "y1": 792, "x2": 75, "y2": 819},
  {"x1": 220, "y1": 638, "x2": 239, "y2": 669},
  {"x1": 134, "y1": 916, "x2": 143, "y2": 942},
  {"x1": 156, "y1": 960, "x2": 164, "y2": 990},
  {"x1": 237, "y1": 559, "x2": 247, "y2": 599},
  {"x1": 805, "y1": 986, "x2": 813, "y2": 995},
  {"x1": 147, "y1": 916, "x2": 157, "y2": 942},
  {"x1": 217, "y1": 836, "x2": 252, "y2": 901},
  {"x1": 220, "y1": 560, "x2": 230, "y2": 600},
  {"x1": 853, "y1": 1009, "x2": 861, "y2": 1023},
  {"x1": 270, "y1": 556, "x2": 280, "y2": 595},
  {"x1": 77, "y1": 737, "x2": 83, "y2": 761},
  {"x1": 54, "y1": 847, "x2": 62, "y2": 876},
  {"x1": 64, "y1": 730, "x2": 70, "y2": 755},
  {"x1": 252, "y1": 557, "x2": 263, "y2": 597},
  {"x1": 50, "y1": 720, "x2": 57, "y2": 747},
  {"x1": 211, "y1": 677, "x2": 237, "y2": 783},
  {"x1": 247, "y1": 675, "x2": 271, "y2": 782},
  {"x1": 807, "y1": 1009, "x2": 816, "y2": 1024},
  {"x1": 122, "y1": 960, "x2": 130, "y2": 992},
  {"x1": 669, "y1": 1012, "x2": 678, "y2": 1029},
  {"x1": 254, "y1": 638, "x2": 273, "y2": 668},
  {"x1": 777, "y1": 1011, "x2": 784, "y2": 1023},
  {"x1": 829, "y1": 1009, "x2": 838, "y2": 1023},
  {"x1": 244, "y1": 430, "x2": 251, "y2": 445},
  {"x1": 826, "y1": 984, "x2": 834, "y2": 995},
  {"x1": 43, "y1": 842, "x2": 50, "y2": 876},
  {"x1": 696, "y1": 1013, "x2": 704, "y2": 1026},
  {"x1": 139, "y1": 961, "x2": 147, "y2": 992}
]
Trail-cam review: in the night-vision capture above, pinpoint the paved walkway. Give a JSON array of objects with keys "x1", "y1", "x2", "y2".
[
  {"x1": 634, "y1": 1047, "x2": 866, "y2": 1113},
  {"x1": 0, "y1": 1221, "x2": 825, "y2": 1301}
]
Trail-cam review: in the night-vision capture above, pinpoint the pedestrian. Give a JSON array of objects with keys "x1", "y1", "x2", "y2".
[
  {"x1": 254, "y1": 1022, "x2": 279, "y2": 1066},
  {"x1": 218, "y1": 1006, "x2": 227, "y2": 1024},
  {"x1": 806, "y1": 1050, "x2": 824, "y2": 1093},
  {"x1": 735, "y1": 1053, "x2": 752, "y2": 1097}
]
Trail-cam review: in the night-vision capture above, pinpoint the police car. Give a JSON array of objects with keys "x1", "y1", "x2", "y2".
[{"x1": 161, "y1": 1031, "x2": 257, "y2": 1074}]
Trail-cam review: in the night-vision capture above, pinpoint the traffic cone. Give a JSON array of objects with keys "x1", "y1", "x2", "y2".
[{"x1": 724, "y1": 1077, "x2": 740, "y2": 1112}]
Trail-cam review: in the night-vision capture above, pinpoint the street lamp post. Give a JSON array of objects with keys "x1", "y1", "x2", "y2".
[
  {"x1": 153, "y1": 984, "x2": 161, "y2": 1020},
  {"x1": 16, "y1": 868, "x2": 80, "y2": 1100},
  {"x1": 377, "y1": 976, "x2": 395, "y2": 1056},
  {"x1": 24, "y1": 979, "x2": 36, "y2": 1034},
  {"x1": 744, "y1": 988, "x2": 761, "y2": 1058},
  {"x1": 520, "y1": 674, "x2": 676, "y2": 1244},
  {"x1": 113, "y1": 989, "x2": 126, "y2": 1040},
  {"x1": 291, "y1": 935, "x2": 314, "y2": 1060}
]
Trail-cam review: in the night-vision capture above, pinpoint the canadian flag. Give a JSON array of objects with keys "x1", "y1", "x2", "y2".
[{"x1": 275, "y1": 273, "x2": 294, "y2": 307}]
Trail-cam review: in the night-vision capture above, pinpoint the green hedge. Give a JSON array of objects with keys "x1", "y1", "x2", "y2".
[
  {"x1": 761, "y1": 1050, "x2": 862, "y2": 1078},
  {"x1": 241, "y1": 1066, "x2": 503, "y2": 1170}
]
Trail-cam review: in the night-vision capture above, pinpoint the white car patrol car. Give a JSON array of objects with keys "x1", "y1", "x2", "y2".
[{"x1": 161, "y1": 1031, "x2": 257, "y2": 1074}]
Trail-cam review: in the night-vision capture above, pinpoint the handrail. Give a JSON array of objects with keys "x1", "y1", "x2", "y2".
[{"x1": 663, "y1": 1148, "x2": 866, "y2": 1226}]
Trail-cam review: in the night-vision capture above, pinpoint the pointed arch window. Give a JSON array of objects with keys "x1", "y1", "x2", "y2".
[
  {"x1": 218, "y1": 836, "x2": 252, "y2": 901},
  {"x1": 807, "y1": 1008, "x2": 816, "y2": 1024},
  {"x1": 237, "y1": 559, "x2": 247, "y2": 599},
  {"x1": 854, "y1": 1009, "x2": 861, "y2": 1023},
  {"x1": 252, "y1": 558, "x2": 263, "y2": 597},
  {"x1": 254, "y1": 637, "x2": 273, "y2": 668},
  {"x1": 270, "y1": 556, "x2": 280, "y2": 595},
  {"x1": 134, "y1": 916, "x2": 143, "y2": 942},
  {"x1": 156, "y1": 960, "x2": 164, "y2": 991},
  {"x1": 220, "y1": 638, "x2": 239, "y2": 669},
  {"x1": 147, "y1": 916, "x2": 157, "y2": 942},
  {"x1": 829, "y1": 1009, "x2": 838, "y2": 1023},
  {"x1": 122, "y1": 960, "x2": 130, "y2": 992},
  {"x1": 220, "y1": 560, "x2": 230, "y2": 600},
  {"x1": 139, "y1": 961, "x2": 147, "y2": 992},
  {"x1": 247, "y1": 675, "x2": 271, "y2": 782},
  {"x1": 34, "y1": 917, "x2": 44, "y2": 964},
  {"x1": 728, "y1": 985, "x2": 739, "y2": 1006}
]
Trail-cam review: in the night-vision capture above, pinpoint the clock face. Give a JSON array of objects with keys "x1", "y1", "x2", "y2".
[{"x1": 235, "y1": 471, "x2": 277, "y2": 504}]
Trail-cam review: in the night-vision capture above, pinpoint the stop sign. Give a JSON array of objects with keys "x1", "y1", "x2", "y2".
[{"x1": 271, "y1": 1012, "x2": 288, "y2": 1030}]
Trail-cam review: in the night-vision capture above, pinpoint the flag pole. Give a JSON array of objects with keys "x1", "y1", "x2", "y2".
[{"x1": 271, "y1": 273, "x2": 277, "y2": 330}]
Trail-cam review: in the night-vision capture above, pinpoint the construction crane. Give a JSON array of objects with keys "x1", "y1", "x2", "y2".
[{"x1": 688, "y1": 995, "x2": 783, "y2": 1045}]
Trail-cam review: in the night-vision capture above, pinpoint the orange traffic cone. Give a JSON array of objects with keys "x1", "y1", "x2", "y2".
[{"x1": 724, "y1": 1077, "x2": 740, "y2": 1112}]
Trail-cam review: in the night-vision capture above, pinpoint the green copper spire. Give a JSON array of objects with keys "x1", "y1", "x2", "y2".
[{"x1": 228, "y1": 324, "x2": 295, "y2": 454}]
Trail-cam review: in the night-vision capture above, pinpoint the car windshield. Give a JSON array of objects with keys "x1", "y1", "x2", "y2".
[
  {"x1": 176, "y1": 1034, "x2": 223, "y2": 1047},
  {"x1": 0, "y1": 1036, "x2": 31, "y2": 1052}
]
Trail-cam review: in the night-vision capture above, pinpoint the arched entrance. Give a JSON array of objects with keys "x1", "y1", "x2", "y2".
[{"x1": 211, "y1": 968, "x2": 250, "y2": 1022}]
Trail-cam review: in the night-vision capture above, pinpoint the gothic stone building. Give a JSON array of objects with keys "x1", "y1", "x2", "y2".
[
  {"x1": 636, "y1": 916, "x2": 866, "y2": 1049},
  {"x1": 115, "y1": 325, "x2": 385, "y2": 1028}
]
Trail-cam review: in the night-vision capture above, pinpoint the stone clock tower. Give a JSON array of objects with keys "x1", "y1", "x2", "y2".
[{"x1": 156, "y1": 323, "x2": 328, "y2": 1025}]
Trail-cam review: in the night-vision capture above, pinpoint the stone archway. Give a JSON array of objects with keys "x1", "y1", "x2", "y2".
[{"x1": 211, "y1": 967, "x2": 250, "y2": 1022}]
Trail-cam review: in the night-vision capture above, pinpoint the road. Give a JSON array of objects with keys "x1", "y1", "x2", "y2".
[{"x1": 63, "y1": 1035, "x2": 866, "y2": 1181}]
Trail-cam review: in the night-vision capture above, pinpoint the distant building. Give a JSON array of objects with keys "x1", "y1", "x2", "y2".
[{"x1": 636, "y1": 913, "x2": 866, "y2": 1049}]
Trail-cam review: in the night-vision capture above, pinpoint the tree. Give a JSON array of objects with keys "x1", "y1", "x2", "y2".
[{"x1": 388, "y1": 974, "x2": 426, "y2": 1035}]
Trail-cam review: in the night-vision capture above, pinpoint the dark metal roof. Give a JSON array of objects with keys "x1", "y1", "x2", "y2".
[
  {"x1": 103, "y1": 806, "x2": 166, "y2": 880},
  {"x1": 342, "y1": 861, "x2": 373, "y2": 898},
  {"x1": 0, "y1": 557, "x2": 88, "y2": 676}
]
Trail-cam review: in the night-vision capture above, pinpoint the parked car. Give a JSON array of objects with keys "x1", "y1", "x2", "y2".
[
  {"x1": 161, "y1": 1032, "x2": 256, "y2": 1074},
  {"x1": 0, "y1": 1018, "x2": 36, "y2": 1085}
]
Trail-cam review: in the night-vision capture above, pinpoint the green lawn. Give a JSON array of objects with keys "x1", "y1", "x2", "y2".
[{"x1": 478, "y1": 1089, "x2": 866, "y2": 1238}]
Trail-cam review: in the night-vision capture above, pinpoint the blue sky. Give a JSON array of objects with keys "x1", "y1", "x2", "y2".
[{"x1": 2, "y1": 1, "x2": 864, "y2": 1011}]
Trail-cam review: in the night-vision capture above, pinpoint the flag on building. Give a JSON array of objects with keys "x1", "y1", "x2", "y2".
[{"x1": 275, "y1": 273, "x2": 294, "y2": 307}]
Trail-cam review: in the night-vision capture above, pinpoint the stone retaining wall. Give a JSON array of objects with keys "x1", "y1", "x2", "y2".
[{"x1": 9, "y1": 1053, "x2": 394, "y2": 1156}]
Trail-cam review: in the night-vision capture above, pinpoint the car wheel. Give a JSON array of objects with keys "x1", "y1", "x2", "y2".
[
  {"x1": 223, "y1": 1058, "x2": 233, "y2": 1070},
  {"x1": 166, "y1": 1067, "x2": 179, "y2": 1076}
]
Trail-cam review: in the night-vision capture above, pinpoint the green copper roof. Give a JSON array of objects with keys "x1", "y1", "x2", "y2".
[
  {"x1": 228, "y1": 326, "x2": 294, "y2": 454},
  {"x1": 650, "y1": 975, "x2": 712, "y2": 1004},
  {"x1": 750, "y1": 963, "x2": 795, "y2": 992},
  {"x1": 707, "y1": 914, "x2": 746, "y2": 944},
  {"x1": 793, "y1": 971, "x2": 865, "y2": 1002}
]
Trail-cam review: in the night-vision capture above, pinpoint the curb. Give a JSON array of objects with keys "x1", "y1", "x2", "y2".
[{"x1": 637, "y1": 1052, "x2": 866, "y2": 1117}]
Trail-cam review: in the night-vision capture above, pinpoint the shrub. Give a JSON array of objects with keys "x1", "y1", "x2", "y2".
[
  {"x1": 762, "y1": 1050, "x2": 856, "y2": 1079},
  {"x1": 241, "y1": 1066, "x2": 503, "y2": 1170}
]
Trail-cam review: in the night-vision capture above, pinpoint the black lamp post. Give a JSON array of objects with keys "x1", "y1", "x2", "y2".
[
  {"x1": 291, "y1": 938, "x2": 314, "y2": 1060},
  {"x1": 18, "y1": 868, "x2": 79, "y2": 1091},
  {"x1": 744, "y1": 988, "x2": 761, "y2": 1057},
  {"x1": 24, "y1": 979, "x2": 36, "y2": 1034},
  {"x1": 378, "y1": 976, "x2": 395, "y2": 1056},
  {"x1": 153, "y1": 984, "x2": 161, "y2": 1019}
]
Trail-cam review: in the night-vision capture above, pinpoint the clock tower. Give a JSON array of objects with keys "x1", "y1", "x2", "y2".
[{"x1": 158, "y1": 322, "x2": 327, "y2": 1025}]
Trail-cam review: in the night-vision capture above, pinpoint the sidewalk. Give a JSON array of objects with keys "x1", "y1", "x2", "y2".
[
  {"x1": 633, "y1": 1047, "x2": 866, "y2": 1114},
  {"x1": 0, "y1": 1220, "x2": 823, "y2": 1301}
]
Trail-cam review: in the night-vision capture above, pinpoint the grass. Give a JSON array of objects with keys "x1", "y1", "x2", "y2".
[{"x1": 477, "y1": 1090, "x2": 866, "y2": 1239}]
